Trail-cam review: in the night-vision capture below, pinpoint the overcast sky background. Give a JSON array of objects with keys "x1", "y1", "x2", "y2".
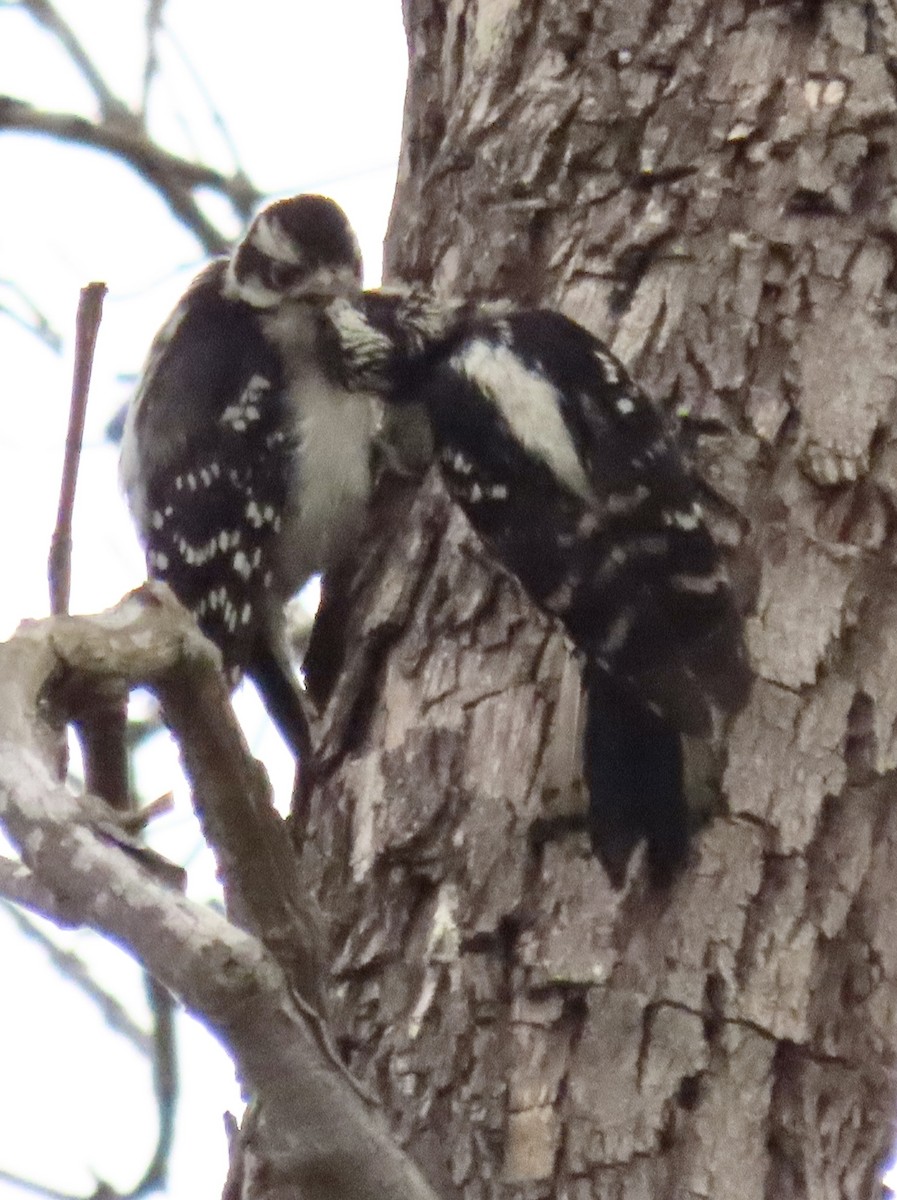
[{"x1": 0, "y1": 2, "x2": 407, "y2": 1196}]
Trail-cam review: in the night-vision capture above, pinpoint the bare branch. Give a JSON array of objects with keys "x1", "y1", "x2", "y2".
[
  {"x1": 0, "y1": 97, "x2": 259, "y2": 253},
  {"x1": 0, "y1": 865, "x2": 177, "y2": 1200},
  {"x1": 20, "y1": 0, "x2": 131, "y2": 124},
  {"x1": 46, "y1": 283, "x2": 123, "y2": 801},
  {"x1": 2, "y1": 869, "x2": 178, "y2": 1197},
  {"x1": 49, "y1": 281, "x2": 106, "y2": 618},
  {"x1": 0, "y1": 588, "x2": 443, "y2": 1200},
  {"x1": 135, "y1": 975, "x2": 177, "y2": 1198},
  {"x1": 1, "y1": 900, "x2": 154, "y2": 1054},
  {"x1": 0, "y1": 279, "x2": 63, "y2": 352},
  {"x1": 0, "y1": 1164, "x2": 96, "y2": 1200},
  {"x1": 140, "y1": 0, "x2": 167, "y2": 118},
  {"x1": 0, "y1": 856, "x2": 77, "y2": 923},
  {"x1": 160, "y1": 23, "x2": 250, "y2": 182},
  {"x1": 44, "y1": 585, "x2": 328, "y2": 1010}
]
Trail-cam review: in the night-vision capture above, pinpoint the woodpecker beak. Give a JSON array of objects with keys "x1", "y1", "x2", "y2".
[
  {"x1": 293, "y1": 263, "x2": 363, "y2": 301},
  {"x1": 223, "y1": 260, "x2": 362, "y2": 308}
]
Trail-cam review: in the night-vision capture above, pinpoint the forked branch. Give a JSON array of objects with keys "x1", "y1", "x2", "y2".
[{"x1": 0, "y1": 586, "x2": 442, "y2": 1200}]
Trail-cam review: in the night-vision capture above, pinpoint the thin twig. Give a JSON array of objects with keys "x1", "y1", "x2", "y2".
[
  {"x1": 161, "y1": 23, "x2": 250, "y2": 180},
  {"x1": 1, "y1": 900, "x2": 155, "y2": 1054},
  {"x1": 0, "y1": 1162, "x2": 164, "y2": 1200},
  {"x1": 0, "y1": 97, "x2": 258, "y2": 253},
  {"x1": 1, "y1": 876, "x2": 181, "y2": 1199},
  {"x1": 0, "y1": 98, "x2": 247, "y2": 195},
  {"x1": 140, "y1": 0, "x2": 167, "y2": 118},
  {"x1": 48, "y1": 281, "x2": 106, "y2": 617},
  {"x1": 0, "y1": 1166, "x2": 94, "y2": 1200},
  {"x1": 20, "y1": 0, "x2": 132, "y2": 124},
  {"x1": 0, "y1": 279, "x2": 63, "y2": 352},
  {"x1": 134, "y1": 976, "x2": 178, "y2": 1197}
]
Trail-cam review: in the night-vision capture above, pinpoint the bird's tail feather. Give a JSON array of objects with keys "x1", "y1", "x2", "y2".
[{"x1": 582, "y1": 669, "x2": 689, "y2": 887}]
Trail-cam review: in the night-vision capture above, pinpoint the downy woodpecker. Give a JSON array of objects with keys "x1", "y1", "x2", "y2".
[
  {"x1": 323, "y1": 297, "x2": 752, "y2": 884},
  {"x1": 121, "y1": 194, "x2": 377, "y2": 755}
]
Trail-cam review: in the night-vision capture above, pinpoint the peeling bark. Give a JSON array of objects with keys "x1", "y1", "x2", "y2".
[{"x1": 298, "y1": 2, "x2": 897, "y2": 1196}]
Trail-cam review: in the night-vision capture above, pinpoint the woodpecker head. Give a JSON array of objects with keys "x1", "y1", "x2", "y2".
[{"x1": 226, "y1": 194, "x2": 363, "y2": 308}]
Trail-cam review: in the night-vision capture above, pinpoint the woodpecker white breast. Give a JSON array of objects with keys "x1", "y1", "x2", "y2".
[{"x1": 120, "y1": 194, "x2": 377, "y2": 753}]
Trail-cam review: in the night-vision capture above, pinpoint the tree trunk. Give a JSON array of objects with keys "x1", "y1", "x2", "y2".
[{"x1": 298, "y1": 3, "x2": 897, "y2": 1195}]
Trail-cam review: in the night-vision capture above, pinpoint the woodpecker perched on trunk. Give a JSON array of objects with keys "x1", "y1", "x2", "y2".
[
  {"x1": 123, "y1": 190, "x2": 751, "y2": 885},
  {"x1": 121, "y1": 194, "x2": 378, "y2": 756},
  {"x1": 323, "y1": 297, "x2": 752, "y2": 885}
]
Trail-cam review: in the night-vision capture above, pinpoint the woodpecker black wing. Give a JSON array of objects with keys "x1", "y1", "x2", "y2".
[
  {"x1": 122, "y1": 195, "x2": 377, "y2": 759},
  {"x1": 386, "y1": 308, "x2": 750, "y2": 884},
  {"x1": 120, "y1": 262, "x2": 310, "y2": 751},
  {"x1": 447, "y1": 311, "x2": 751, "y2": 731},
  {"x1": 306, "y1": 289, "x2": 751, "y2": 881}
]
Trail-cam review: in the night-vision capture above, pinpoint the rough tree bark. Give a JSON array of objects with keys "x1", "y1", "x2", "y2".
[{"x1": 297, "y1": 3, "x2": 897, "y2": 1197}]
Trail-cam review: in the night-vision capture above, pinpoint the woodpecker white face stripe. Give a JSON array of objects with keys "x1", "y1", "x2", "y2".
[
  {"x1": 249, "y1": 213, "x2": 305, "y2": 264},
  {"x1": 450, "y1": 340, "x2": 593, "y2": 501},
  {"x1": 222, "y1": 263, "x2": 280, "y2": 308},
  {"x1": 226, "y1": 262, "x2": 363, "y2": 309}
]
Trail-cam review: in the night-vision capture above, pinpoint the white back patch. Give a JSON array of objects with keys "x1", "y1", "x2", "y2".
[
  {"x1": 451, "y1": 340, "x2": 591, "y2": 500},
  {"x1": 222, "y1": 263, "x2": 280, "y2": 308}
]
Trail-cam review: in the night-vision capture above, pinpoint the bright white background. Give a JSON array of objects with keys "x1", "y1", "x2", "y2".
[{"x1": 0, "y1": 2, "x2": 406, "y2": 1196}]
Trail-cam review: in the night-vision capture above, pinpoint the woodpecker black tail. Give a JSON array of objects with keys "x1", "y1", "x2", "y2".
[
  {"x1": 582, "y1": 668, "x2": 689, "y2": 887},
  {"x1": 246, "y1": 642, "x2": 311, "y2": 761}
]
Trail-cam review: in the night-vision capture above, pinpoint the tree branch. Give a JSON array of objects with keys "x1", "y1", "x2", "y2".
[
  {"x1": 0, "y1": 97, "x2": 258, "y2": 254},
  {"x1": 160, "y1": 23, "x2": 251, "y2": 184},
  {"x1": 49, "y1": 281, "x2": 106, "y2": 618},
  {"x1": 0, "y1": 587, "x2": 443, "y2": 1200},
  {"x1": 135, "y1": 975, "x2": 177, "y2": 1198},
  {"x1": 0, "y1": 857, "x2": 77, "y2": 924},
  {"x1": 1, "y1": 900, "x2": 155, "y2": 1052},
  {"x1": 0, "y1": 279, "x2": 63, "y2": 352},
  {"x1": 20, "y1": 0, "x2": 130, "y2": 123},
  {"x1": 140, "y1": 0, "x2": 166, "y2": 118},
  {"x1": 44, "y1": 584, "x2": 328, "y2": 1009}
]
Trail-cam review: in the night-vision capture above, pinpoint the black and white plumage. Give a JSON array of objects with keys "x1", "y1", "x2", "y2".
[
  {"x1": 326, "y1": 298, "x2": 752, "y2": 884},
  {"x1": 122, "y1": 187, "x2": 750, "y2": 884},
  {"x1": 120, "y1": 195, "x2": 376, "y2": 754}
]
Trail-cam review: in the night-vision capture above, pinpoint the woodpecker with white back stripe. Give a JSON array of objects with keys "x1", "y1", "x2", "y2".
[
  {"x1": 121, "y1": 194, "x2": 377, "y2": 755},
  {"x1": 324, "y1": 297, "x2": 752, "y2": 884},
  {"x1": 121, "y1": 188, "x2": 750, "y2": 883}
]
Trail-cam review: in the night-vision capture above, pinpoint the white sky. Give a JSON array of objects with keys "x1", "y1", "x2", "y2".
[{"x1": 0, "y1": 2, "x2": 407, "y2": 1197}]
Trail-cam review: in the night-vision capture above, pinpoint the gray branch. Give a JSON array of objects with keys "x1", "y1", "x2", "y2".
[
  {"x1": 0, "y1": 96, "x2": 259, "y2": 254},
  {"x1": 20, "y1": 0, "x2": 130, "y2": 123},
  {"x1": 0, "y1": 586, "x2": 443, "y2": 1200}
]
